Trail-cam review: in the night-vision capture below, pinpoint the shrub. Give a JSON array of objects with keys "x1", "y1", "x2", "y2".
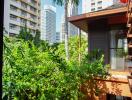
[{"x1": 3, "y1": 36, "x2": 108, "y2": 100}]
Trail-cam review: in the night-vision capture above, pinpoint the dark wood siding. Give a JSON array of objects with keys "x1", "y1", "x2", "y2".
[{"x1": 88, "y1": 19, "x2": 109, "y2": 64}]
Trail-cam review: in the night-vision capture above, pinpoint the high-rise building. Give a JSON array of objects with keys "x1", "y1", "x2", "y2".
[
  {"x1": 60, "y1": 1, "x2": 78, "y2": 42},
  {"x1": 60, "y1": 15, "x2": 65, "y2": 42},
  {"x1": 55, "y1": 32, "x2": 60, "y2": 43},
  {"x1": 82, "y1": 0, "x2": 114, "y2": 13},
  {"x1": 4, "y1": 0, "x2": 41, "y2": 36},
  {"x1": 41, "y1": 5, "x2": 56, "y2": 44},
  {"x1": 68, "y1": 1, "x2": 78, "y2": 36}
]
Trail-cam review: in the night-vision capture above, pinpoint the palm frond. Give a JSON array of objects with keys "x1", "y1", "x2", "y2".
[{"x1": 52, "y1": 0, "x2": 64, "y2": 6}]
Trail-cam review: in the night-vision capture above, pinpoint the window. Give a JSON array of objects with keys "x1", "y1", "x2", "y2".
[
  {"x1": 30, "y1": 6, "x2": 36, "y2": 13},
  {"x1": 91, "y1": 2, "x2": 95, "y2": 5},
  {"x1": 31, "y1": 0, "x2": 36, "y2": 5},
  {"x1": 11, "y1": 0, "x2": 18, "y2": 2},
  {"x1": 21, "y1": 11, "x2": 27, "y2": 17},
  {"x1": 30, "y1": 21, "x2": 36, "y2": 27},
  {"x1": 97, "y1": 1, "x2": 102, "y2": 5},
  {"x1": 9, "y1": 33, "x2": 17, "y2": 37},
  {"x1": 98, "y1": 6, "x2": 102, "y2": 10},
  {"x1": 20, "y1": 18, "x2": 27, "y2": 25},
  {"x1": 91, "y1": 8, "x2": 95, "y2": 11},
  {"x1": 10, "y1": 24, "x2": 17, "y2": 30},
  {"x1": 110, "y1": 30, "x2": 127, "y2": 70},
  {"x1": 91, "y1": 0, "x2": 95, "y2": 3},
  {"x1": 10, "y1": 5, "x2": 17, "y2": 11},
  {"x1": 30, "y1": 14, "x2": 36, "y2": 20},
  {"x1": 10, "y1": 14, "x2": 17, "y2": 21},
  {"x1": 21, "y1": 2, "x2": 27, "y2": 9}
]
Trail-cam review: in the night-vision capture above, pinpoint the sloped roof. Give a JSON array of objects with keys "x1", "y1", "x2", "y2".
[{"x1": 68, "y1": 2, "x2": 128, "y2": 32}]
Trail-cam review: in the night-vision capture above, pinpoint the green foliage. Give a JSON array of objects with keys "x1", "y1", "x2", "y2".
[
  {"x1": 3, "y1": 35, "x2": 108, "y2": 100},
  {"x1": 33, "y1": 30, "x2": 41, "y2": 47},
  {"x1": 18, "y1": 25, "x2": 33, "y2": 41},
  {"x1": 56, "y1": 36, "x2": 88, "y2": 62}
]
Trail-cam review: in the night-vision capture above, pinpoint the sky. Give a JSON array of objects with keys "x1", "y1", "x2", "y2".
[{"x1": 41, "y1": 0, "x2": 82, "y2": 32}]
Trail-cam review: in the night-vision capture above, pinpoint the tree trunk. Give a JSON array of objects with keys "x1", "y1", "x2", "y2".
[
  {"x1": 78, "y1": 29, "x2": 81, "y2": 65},
  {"x1": 64, "y1": 0, "x2": 69, "y2": 61}
]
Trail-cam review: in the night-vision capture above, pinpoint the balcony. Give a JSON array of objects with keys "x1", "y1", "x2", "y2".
[
  {"x1": 10, "y1": 10, "x2": 21, "y2": 17},
  {"x1": 10, "y1": 19, "x2": 20, "y2": 26},
  {"x1": 10, "y1": 0, "x2": 20, "y2": 8},
  {"x1": 9, "y1": 28, "x2": 20, "y2": 35}
]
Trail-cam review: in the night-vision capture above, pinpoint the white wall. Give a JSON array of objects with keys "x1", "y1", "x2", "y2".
[
  {"x1": 82, "y1": 0, "x2": 114, "y2": 13},
  {"x1": 4, "y1": 0, "x2": 10, "y2": 34}
]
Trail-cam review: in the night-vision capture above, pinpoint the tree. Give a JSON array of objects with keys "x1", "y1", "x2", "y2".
[
  {"x1": 33, "y1": 29, "x2": 41, "y2": 47},
  {"x1": 3, "y1": 36, "x2": 108, "y2": 99},
  {"x1": 18, "y1": 25, "x2": 33, "y2": 41},
  {"x1": 56, "y1": 36, "x2": 87, "y2": 63},
  {"x1": 52, "y1": 0, "x2": 80, "y2": 61}
]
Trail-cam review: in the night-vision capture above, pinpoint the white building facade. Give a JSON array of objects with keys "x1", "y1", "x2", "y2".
[
  {"x1": 82, "y1": 0, "x2": 114, "y2": 13},
  {"x1": 41, "y1": 5, "x2": 56, "y2": 44},
  {"x1": 68, "y1": 1, "x2": 78, "y2": 36},
  {"x1": 60, "y1": 1, "x2": 78, "y2": 42},
  {"x1": 4, "y1": 0, "x2": 40, "y2": 36},
  {"x1": 60, "y1": 15, "x2": 65, "y2": 42},
  {"x1": 55, "y1": 32, "x2": 60, "y2": 43}
]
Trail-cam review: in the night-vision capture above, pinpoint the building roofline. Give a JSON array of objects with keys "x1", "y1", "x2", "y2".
[
  {"x1": 68, "y1": 6, "x2": 127, "y2": 22},
  {"x1": 68, "y1": 6, "x2": 127, "y2": 32}
]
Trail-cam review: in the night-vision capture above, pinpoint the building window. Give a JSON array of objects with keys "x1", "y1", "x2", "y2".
[
  {"x1": 98, "y1": 6, "x2": 102, "y2": 10},
  {"x1": 97, "y1": 1, "x2": 102, "y2": 5},
  {"x1": 30, "y1": 6, "x2": 36, "y2": 13},
  {"x1": 10, "y1": 14, "x2": 17, "y2": 21},
  {"x1": 10, "y1": 24, "x2": 17, "y2": 30},
  {"x1": 30, "y1": 21, "x2": 36, "y2": 27},
  {"x1": 11, "y1": 0, "x2": 18, "y2": 2},
  {"x1": 91, "y1": 8, "x2": 95, "y2": 11},
  {"x1": 21, "y1": 11, "x2": 27, "y2": 17},
  {"x1": 91, "y1": 2, "x2": 95, "y2": 6},
  {"x1": 9, "y1": 33, "x2": 17, "y2": 37},
  {"x1": 20, "y1": 18, "x2": 27, "y2": 25},
  {"x1": 30, "y1": 14, "x2": 36, "y2": 20},
  {"x1": 91, "y1": 0, "x2": 95, "y2": 3},
  {"x1": 10, "y1": 5, "x2": 17, "y2": 11},
  {"x1": 110, "y1": 30, "x2": 127, "y2": 70},
  {"x1": 21, "y1": 2, "x2": 27, "y2": 10},
  {"x1": 30, "y1": 0, "x2": 36, "y2": 5}
]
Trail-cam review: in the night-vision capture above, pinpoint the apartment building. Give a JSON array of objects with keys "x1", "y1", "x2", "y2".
[
  {"x1": 68, "y1": 0, "x2": 78, "y2": 36},
  {"x1": 4, "y1": 0, "x2": 41, "y2": 36},
  {"x1": 55, "y1": 32, "x2": 60, "y2": 43},
  {"x1": 60, "y1": 15, "x2": 65, "y2": 42},
  {"x1": 82, "y1": 0, "x2": 114, "y2": 13},
  {"x1": 60, "y1": 1, "x2": 78, "y2": 42},
  {"x1": 41, "y1": 5, "x2": 56, "y2": 44}
]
